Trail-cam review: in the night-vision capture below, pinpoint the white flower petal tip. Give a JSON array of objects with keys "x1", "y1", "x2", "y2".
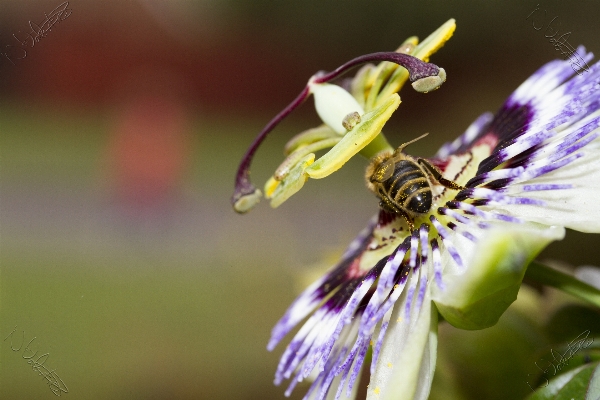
[
  {"x1": 432, "y1": 224, "x2": 565, "y2": 330},
  {"x1": 311, "y1": 83, "x2": 365, "y2": 134},
  {"x1": 575, "y1": 265, "x2": 600, "y2": 291},
  {"x1": 411, "y1": 68, "x2": 446, "y2": 93},
  {"x1": 232, "y1": 187, "x2": 262, "y2": 214},
  {"x1": 367, "y1": 300, "x2": 438, "y2": 400}
]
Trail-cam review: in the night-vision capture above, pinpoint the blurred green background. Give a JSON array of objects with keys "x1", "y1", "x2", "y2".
[{"x1": 1, "y1": 1, "x2": 599, "y2": 399}]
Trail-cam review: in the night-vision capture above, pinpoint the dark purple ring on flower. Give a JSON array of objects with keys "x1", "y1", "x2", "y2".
[{"x1": 232, "y1": 51, "x2": 446, "y2": 213}]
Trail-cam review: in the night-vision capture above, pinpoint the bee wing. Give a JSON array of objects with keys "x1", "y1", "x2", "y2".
[{"x1": 371, "y1": 159, "x2": 395, "y2": 182}]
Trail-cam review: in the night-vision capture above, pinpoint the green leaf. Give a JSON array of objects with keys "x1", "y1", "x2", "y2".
[
  {"x1": 554, "y1": 363, "x2": 597, "y2": 400},
  {"x1": 526, "y1": 262, "x2": 600, "y2": 308},
  {"x1": 525, "y1": 364, "x2": 589, "y2": 400},
  {"x1": 525, "y1": 362, "x2": 600, "y2": 400},
  {"x1": 587, "y1": 362, "x2": 600, "y2": 400}
]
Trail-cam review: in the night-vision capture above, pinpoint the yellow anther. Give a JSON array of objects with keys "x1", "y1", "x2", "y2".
[
  {"x1": 306, "y1": 94, "x2": 400, "y2": 179},
  {"x1": 267, "y1": 154, "x2": 315, "y2": 208},
  {"x1": 284, "y1": 125, "x2": 338, "y2": 156},
  {"x1": 275, "y1": 137, "x2": 341, "y2": 181}
]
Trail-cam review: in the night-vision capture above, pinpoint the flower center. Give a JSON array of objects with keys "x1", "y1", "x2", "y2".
[{"x1": 358, "y1": 141, "x2": 495, "y2": 272}]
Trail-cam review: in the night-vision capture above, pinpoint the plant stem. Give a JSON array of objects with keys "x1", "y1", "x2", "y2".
[{"x1": 527, "y1": 262, "x2": 600, "y2": 308}]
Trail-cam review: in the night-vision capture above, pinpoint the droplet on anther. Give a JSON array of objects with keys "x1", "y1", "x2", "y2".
[
  {"x1": 412, "y1": 68, "x2": 447, "y2": 93},
  {"x1": 342, "y1": 111, "x2": 362, "y2": 131},
  {"x1": 396, "y1": 43, "x2": 416, "y2": 54}
]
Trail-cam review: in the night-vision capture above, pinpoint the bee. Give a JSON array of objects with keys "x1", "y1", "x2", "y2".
[{"x1": 366, "y1": 133, "x2": 465, "y2": 231}]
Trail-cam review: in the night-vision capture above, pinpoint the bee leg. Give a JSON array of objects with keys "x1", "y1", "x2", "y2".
[
  {"x1": 398, "y1": 209, "x2": 415, "y2": 232},
  {"x1": 378, "y1": 198, "x2": 414, "y2": 232},
  {"x1": 418, "y1": 159, "x2": 465, "y2": 191}
]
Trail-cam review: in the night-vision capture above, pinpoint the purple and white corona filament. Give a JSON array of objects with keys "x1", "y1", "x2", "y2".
[{"x1": 232, "y1": 19, "x2": 600, "y2": 400}]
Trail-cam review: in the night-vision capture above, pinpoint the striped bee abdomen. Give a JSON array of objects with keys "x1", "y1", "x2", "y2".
[
  {"x1": 386, "y1": 160, "x2": 432, "y2": 214},
  {"x1": 367, "y1": 135, "x2": 465, "y2": 231}
]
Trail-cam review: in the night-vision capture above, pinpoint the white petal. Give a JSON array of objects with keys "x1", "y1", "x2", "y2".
[
  {"x1": 500, "y1": 140, "x2": 600, "y2": 232},
  {"x1": 575, "y1": 265, "x2": 600, "y2": 290},
  {"x1": 366, "y1": 273, "x2": 437, "y2": 400},
  {"x1": 311, "y1": 83, "x2": 365, "y2": 134},
  {"x1": 411, "y1": 321, "x2": 438, "y2": 400}
]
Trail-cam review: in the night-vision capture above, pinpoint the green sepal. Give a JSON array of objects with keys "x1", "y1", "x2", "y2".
[{"x1": 433, "y1": 224, "x2": 565, "y2": 330}]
